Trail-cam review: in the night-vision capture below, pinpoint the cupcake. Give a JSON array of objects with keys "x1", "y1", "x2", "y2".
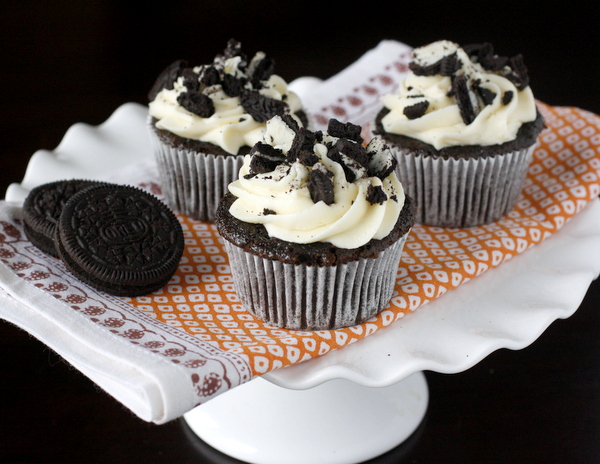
[
  {"x1": 147, "y1": 39, "x2": 306, "y2": 222},
  {"x1": 373, "y1": 40, "x2": 546, "y2": 227},
  {"x1": 216, "y1": 115, "x2": 415, "y2": 330}
]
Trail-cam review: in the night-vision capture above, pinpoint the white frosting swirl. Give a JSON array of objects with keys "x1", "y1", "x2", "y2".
[
  {"x1": 228, "y1": 117, "x2": 405, "y2": 249},
  {"x1": 148, "y1": 56, "x2": 303, "y2": 155},
  {"x1": 379, "y1": 40, "x2": 537, "y2": 149}
]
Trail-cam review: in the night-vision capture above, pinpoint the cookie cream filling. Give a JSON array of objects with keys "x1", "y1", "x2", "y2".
[
  {"x1": 228, "y1": 116, "x2": 405, "y2": 249},
  {"x1": 379, "y1": 40, "x2": 537, "y2": 150},
  {"x1": 148, "y1": 41, "x2": 303, "y2": 155}
]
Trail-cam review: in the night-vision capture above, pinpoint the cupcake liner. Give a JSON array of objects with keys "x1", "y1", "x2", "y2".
[
  {"x1": 390, "y1": 144, "x2": 536, "y2": 228},
  {"x1": 148, "y1": 122, "x2": 244, "y2": 222},
  {"x1": 223, "y1": 232, "x2": 410, "y2": 330}
]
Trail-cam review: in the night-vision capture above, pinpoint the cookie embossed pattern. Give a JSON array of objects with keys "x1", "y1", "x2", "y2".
[{"x1": 1, "y1": 41, "x2": 600, "y2": 432}]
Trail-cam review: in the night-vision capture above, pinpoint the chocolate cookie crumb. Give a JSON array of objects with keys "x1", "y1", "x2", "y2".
[
  {"x1": 502, "y1": 91, "x2": 514, "y2": 105},
  {"x1": 181, "y1": 68, "x2": 200, "y2": 92},
  {"x1": 327, "y1": 138, "x2": 369, "y2": 182},
  {"x1": 249, "y1": 56, "x2": 276, "y2": 87},
  {"x1": 288, "y1": 127, "x2": 319, "y2": 162},
  {"x1": 409, "y1": 60, "x2": 441, "y2": 76},
  {"x1": 452, "y1": 75, "x2": 476, "y2": 125},
  {"x1": 308, "y1": 165, "x2": 335, "y2": 205},
  {"x1": 440, "y1": 53, "x2": 461, "y2": 76},
  {"x1": 464, "y1": 42, "x2": 508, "y2": 71},
  {"x1": 403, "y1": 100, "x2": 429, "y2": 120},
  {"x1": 367, "y1": 138, "x2": 397, "y2": 179},
  {"x1": 222, "y1": 74, "x2": 247, "y2": 97},
  {"x1": 221, "y1": 38, "x2": 245, "y2": 60},
  {"x1": 241, "y1": 90, "x2": 288, "y2": 122},
  {"x1": 506, "y1": 54, "x2": 530, "y2": 91},
  {"x1": 148, "y1": 59, "x2": 188, "y2": 101},
  {"x1": 297, "y1": 149, "x2": 320, "y2": 167},
  {"x1": 475, "y1": 84, "x2": 496, "y2": 106},
  {"x1": 327, "y1": 119, "x2": 363, "y2": 143},
  {"x1": 199, "y1": 65, "x2": 220, "y2": 87},
  {"x1": 280, "y1": 113, "x2": 302, "y2": 133},
  {"x1": 177, "y1": 91, "x2": 215, "y2": 118},
  {"x1": 366, "y1": 184, "x2": 388, "y2": 205},
  {"x1": 249, "y1": 142, "x2": 286, "y2": 174}
]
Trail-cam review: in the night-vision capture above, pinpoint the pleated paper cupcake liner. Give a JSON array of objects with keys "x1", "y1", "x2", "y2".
[
  {"x1": 148, "y1": 125, "x2": 244, "y2": 222},
  {"x1": 390, "y1": 145, "x2": 536, "y2": 228},
  {"x1": 223, "y1": 232, "x2": 410, "y2": 330}
]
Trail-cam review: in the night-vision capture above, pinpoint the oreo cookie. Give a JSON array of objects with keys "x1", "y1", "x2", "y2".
[
  {"x1": 55, "y1": 184, "x2": 184, "y2": 297},
  {"x1": 240, "y1": 89, "x2": 288, "y2": 122},
  {"x1": 23, "y1": 179, "x2": 106, "y2": 257}
]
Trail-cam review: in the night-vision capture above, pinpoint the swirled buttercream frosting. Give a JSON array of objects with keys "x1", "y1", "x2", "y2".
[
  {"x1": 148, "y1": 39, "x2": 303, "y2": 155},
  {"x1": 379, "y1": 40, "x2": 538, "y2": 149},
  {"x1": 227, "y1": 116, "x2": 405, "y2": 249}
]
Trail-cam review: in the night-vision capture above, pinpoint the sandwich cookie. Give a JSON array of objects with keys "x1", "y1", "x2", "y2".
[
  {"x1": 55, "y1": 183, "x2": 184, "y2": 297},
  {"x1": 22, "y1": 179, "x2": 107, "y2": 257}
]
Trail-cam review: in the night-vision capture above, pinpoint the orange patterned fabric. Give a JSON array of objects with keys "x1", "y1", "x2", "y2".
[{"x1": 125, "y1": 102, "x2": 600, "y2": 377}]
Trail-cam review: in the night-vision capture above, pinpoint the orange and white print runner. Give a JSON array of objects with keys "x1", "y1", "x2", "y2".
[{"x1": 126, "y1": 102, "x2": 600, "y2": 376}]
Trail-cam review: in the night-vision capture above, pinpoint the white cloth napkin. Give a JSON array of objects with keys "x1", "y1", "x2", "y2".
[
  {"x1": 0, "y1": 40, "x2": 414, "y2": 424},
  {"x1": 290, "y1": 39, "x2": 412, "y2": 132}
]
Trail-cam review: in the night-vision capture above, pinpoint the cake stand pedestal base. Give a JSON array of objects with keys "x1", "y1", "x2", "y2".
[{"x1": 183, "y1": 371, "x2": 428, "y2": 464}]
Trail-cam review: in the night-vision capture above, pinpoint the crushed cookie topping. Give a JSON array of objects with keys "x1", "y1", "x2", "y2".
[
  {"x1": 149, "y1": 39, "x2": 293, "y2": 122},
  {"x1": 408, "y1": 41, "x2": 531, "y2": 125},
  {"x1": 246, "y1": 117, "x2": 398, "y2": 206}
]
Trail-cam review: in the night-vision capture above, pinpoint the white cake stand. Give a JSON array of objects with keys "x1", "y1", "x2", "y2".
[
  {"x1": 182, "y1": 198, "x2": 600, "y2": 464},
  {"x1": 7, "y1": 103, "x2": 600, "y2": 464}
]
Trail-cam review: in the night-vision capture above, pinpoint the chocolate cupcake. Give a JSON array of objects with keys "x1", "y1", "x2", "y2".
[
  {"x1": 216, "y1": 116, "x2": 415, "y2": 330},
  {"x1": 373, "y1": 40, "x2": 546, "y2": 228},
  {"x1": 148, "y1": 39, "x2": 307, "y2": 222}
]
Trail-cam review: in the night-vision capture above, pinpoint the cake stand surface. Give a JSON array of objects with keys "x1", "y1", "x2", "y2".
[
  {"x1": 5, "y1": 102, "x2": 600, "y2": 464},
  {"x1": 182, "y1": 195, "x2": 600, "y2": 464},
  {"x1": 184, "y1": 373, "x2": 428, "y2": 464}
]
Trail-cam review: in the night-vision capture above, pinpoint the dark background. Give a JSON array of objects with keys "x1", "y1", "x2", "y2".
[
  {"x1": 2, "y1": 0, "x2": 600, "y2": 197},
  {"x1": 2, "y1": 1, "x2": 600, "y2": 463}
]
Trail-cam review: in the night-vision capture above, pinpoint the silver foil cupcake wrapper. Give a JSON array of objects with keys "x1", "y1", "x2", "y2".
[
  {"x1": 390, "y1": 145, "x2": 536, "y2": 228},
  {"x1": 148, "y1": 124, "x2": 244, "y2": 222},
  {"x1": 223, "y1": 233, "x2": 409, "y2": 330}
]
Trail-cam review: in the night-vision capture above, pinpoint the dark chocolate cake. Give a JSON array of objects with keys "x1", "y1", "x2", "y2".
[
  {"x1": 374, "y1": 107, "x2": 546, "y2": 160},
  {"x1": 216, "y1": 192, "x2": 415, "y2": 266}
]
